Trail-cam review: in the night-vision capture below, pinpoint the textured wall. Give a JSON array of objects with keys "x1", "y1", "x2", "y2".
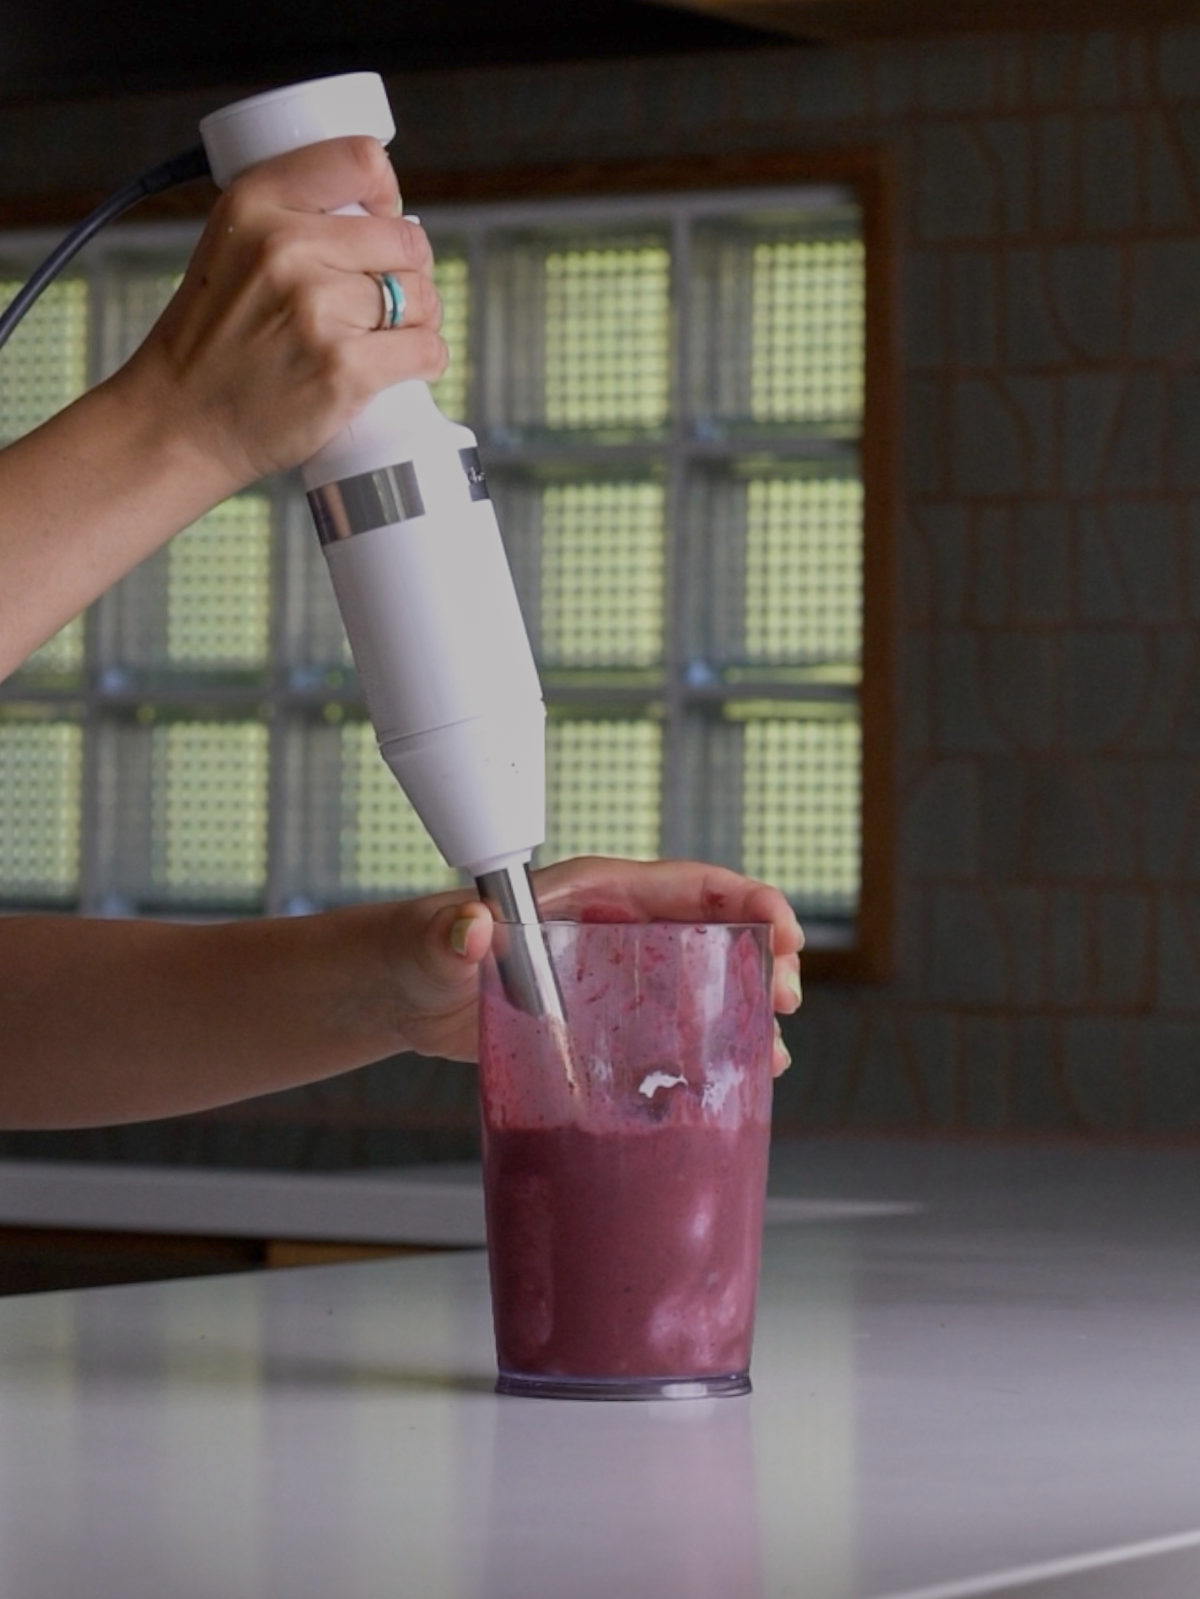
[
  {"x1": 775, "y1": 28, "x2": 1200, "y2": 1138},
  {"x1": 3, "y1": 25, "x2": 1200, "y2": 1162}
]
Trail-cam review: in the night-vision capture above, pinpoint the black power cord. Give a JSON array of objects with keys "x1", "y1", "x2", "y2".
[{"x1": 0, "y1": 145, "x2": 212, "y2": 352}]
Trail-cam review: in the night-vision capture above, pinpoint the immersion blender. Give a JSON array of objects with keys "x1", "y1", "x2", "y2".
[{"x1": 199, "y1": 74, "x2": 565, "y2": 1028}]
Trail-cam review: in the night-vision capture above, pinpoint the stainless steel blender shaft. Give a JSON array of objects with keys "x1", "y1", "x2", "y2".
[{"x1": 474, "y1": 862, "x2": 567, "y2": 1026}]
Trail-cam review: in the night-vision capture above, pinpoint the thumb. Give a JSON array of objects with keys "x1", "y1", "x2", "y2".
[{"x1": 442, "y1": 900, "x2": 495, "y2": 968}]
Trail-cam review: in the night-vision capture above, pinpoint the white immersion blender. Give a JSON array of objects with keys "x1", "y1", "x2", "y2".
[{"x1": 200, "y1": 74, "x2": 566, "y2": 1030}]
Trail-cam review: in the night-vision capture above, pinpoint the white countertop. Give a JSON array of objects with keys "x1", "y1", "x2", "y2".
[{"x1": 1, "y1": 1138, "x2": 1200, "y2": 1595}]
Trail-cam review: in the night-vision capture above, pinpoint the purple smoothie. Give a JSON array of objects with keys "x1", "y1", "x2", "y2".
[
  {"x1": 478, "y1": 921, "x2": 773, "y2": 1396},
  {"x1": 484, "y1": 1119, "x2": 768, "y2": 1381}
]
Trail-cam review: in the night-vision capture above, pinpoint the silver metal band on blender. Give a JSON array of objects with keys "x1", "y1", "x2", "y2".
[{"x1": 308, "y1": 448, "x2": 490, "y2": 545}]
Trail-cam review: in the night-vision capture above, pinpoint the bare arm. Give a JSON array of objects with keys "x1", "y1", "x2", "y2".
[
  {"x1": 0, "y1": 904, "x2": 412, "y2": 1127},
  {"x1": 0, "y1": 147, "x2": 801, "y2": 1130},
  {"x1": 0, "y1": 378, "x2": 241, "y2": 674},
  {"x1": 0, "y1": 858, "x2": 803, "y2": 1130},
  {"x1": 0, "y1": 136, "x2": 445, "y2": 677}
]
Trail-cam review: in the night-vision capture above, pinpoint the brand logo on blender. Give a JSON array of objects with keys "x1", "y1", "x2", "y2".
[{"x1": 460, "y1": 448, "x2": 490, "y2": 503}]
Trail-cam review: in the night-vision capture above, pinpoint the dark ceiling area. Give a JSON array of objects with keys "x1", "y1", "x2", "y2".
[
  {"x1": 10, "y1": 0, "x2": 1184, "y2": 108},
  {"x1": 0, "y1": 0, "x2": 791, "y2": 105}
]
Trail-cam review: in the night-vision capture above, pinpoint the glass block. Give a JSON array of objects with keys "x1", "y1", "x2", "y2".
[
  {"x1": 540, "y1": 479, "x2": 665, "y2": 667},
  {"x1": 751, "y1": 236, "x2": 865, "y2": 426},
  {"x1": 151, "y1": 721, "x2": 269, "y2": 904},
  {"x1": 166, "y1": 496, "x2": 272, "y2": 670},
  {"x1": 744, "y1": 474, "x2": 863, "y2": 666},
  {"x1": 108, "y1": 493, "x2": 272, "y2": 675},
  {"x1": 97, "y1": 261, "x2": 183, "y2": 374},
  {"x1": 738, "y1": 710, "x2": 860, "y2": 916},
  {"x1": 545, "y1": 242, "x2": 669, "y2": 429},
  {"x1": 12, "y1": 616, "x2": 85, "y2": 681},
  {"x1": 687, "y1": 466, "x2": 863, "y2": 674},
  {"x1": 97, "y1": 716, "x2": 269, "y2": 909},
  {"x1": 542, "y1": 717, "x2": 662, "y2": 863},
  {"x1": 0, "y1": 278, "x2": 88, "y2": 441},
  {"x1": 337, "y1": 721, "x2": 456, "y2": 897},
  {"x1": 277, "y1": 715, "x2": 457, "y2": 905},
  {"x1": 690, "y1": 205, "x2": 863, "y2": 434},
  {"x1": 430, "y1": 249, "x2": 469, "y2": 423},
  {"x1": 488, "y1": 230, "x2": 670, "y2": 435},
  {"x1": 0, "y1": 715, "x2": 82, "y2": 901}
]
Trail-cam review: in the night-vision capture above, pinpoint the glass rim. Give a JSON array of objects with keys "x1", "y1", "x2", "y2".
[{"x1": 490, "y1": 917, "x2": 773, "y2": 932}]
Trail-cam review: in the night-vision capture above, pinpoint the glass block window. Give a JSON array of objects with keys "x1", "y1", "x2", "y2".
[
  {"x1": 744, "y1": 476, "x2": 863, "y2": 664},
  {"x1": 0, "y1": 716, "x2": 82, "y2": 902},
  {"x1": 99, "y1": 262, "x2": 181, "y2": 367},
  {"x1": 542, "y1": 241, "x2": 670, "y2": 430},
  {"x1": 539, "y1": 480, "x2": 664, "y2": 667},
  {"x1": 15, "y1": 617, "x2": 85, "y2": 682},
  {"x1": 545, "y1": 716, "x2": 663, "y2": 862},
  {"x1": 0, "y1": 278, "x2": 88, "y2": 439},
  {"x1": 472, "y1": 186, "x2": 869, "y2": 942},
  {"x1": 751, "y1": 237, "x2": 865, "y2": 425},
  {"x1": 0, "y1": 174, "x2": 878, "y2": 951},
  {"x1": 739, "y1": 710, "x2": 861, "y2": 917},
  {"x1": 338, "y1": 721, "x2": 449, "y2": 897},
  {"x1": 166, "y1": 496, "x2": 272, "y2": 669},
  {"x1": 151, "y1": 720, "x2": 269, "y2": 904},
  {"x1": 429, "y1": 249, "x2": 470, "y2": 424}
]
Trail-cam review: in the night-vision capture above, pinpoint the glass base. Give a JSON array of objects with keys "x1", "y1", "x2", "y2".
[{"x1": 495, "y1": 1370, "x2": 751, "y2": 1401}]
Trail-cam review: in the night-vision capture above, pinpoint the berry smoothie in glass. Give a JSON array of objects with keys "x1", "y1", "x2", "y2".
[{"x1": 478, "y1": 919, "x2": 774, "y2": 1401}]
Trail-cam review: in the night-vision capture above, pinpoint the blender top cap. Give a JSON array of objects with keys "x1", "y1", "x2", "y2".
[{"x1": 199, "y1": 73, "x2": 395, "y2": 189}]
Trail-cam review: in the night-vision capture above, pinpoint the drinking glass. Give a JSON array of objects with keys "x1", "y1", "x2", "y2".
[{"x1": 478, "y1": 919, "x2": 774, "y2": 1400}]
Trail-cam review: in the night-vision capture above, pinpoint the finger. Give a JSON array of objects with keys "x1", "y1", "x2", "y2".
[
  {"x1": 393, "y1": 898, "x2": 494, "y2": 1029},
  {"x1": 772, "y1": 1019, "x2": 792, "y2": 1078},
  {"x1": 234, "y1": 213, "x2": 430, "y2": 286},
  {"x1": 773, "y1": 951, "x2": 803, "y2": 1014},
  {"x1": 232, "y1": 135, "x2": 401, "y2": 217},
  {"x1": 742, "y1": 879, "x2": 805, "y2": 957},
  {"x1": 349, "y1": 323, "x2": 450, "y2": 391},
  {"x1": 446, "y1": 901, "x2": 495, "y2": 965},
  {"x1": 303, "y1": 214, "x2": 433, "y2": 275}
]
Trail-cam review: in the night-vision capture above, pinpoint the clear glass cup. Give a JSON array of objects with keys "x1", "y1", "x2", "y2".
[{"x1": 478, "y1": 919, "x2": 774, "y2": 1401}]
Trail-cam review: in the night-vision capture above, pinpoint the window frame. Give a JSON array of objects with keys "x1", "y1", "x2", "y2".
[{"x1": 0, "y1": 146, "x2": 897, "y2": 983}]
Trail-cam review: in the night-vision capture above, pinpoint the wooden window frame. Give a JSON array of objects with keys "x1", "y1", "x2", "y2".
[{"x1": 0, "y1": 146, "x2": 897, "y2": 982}]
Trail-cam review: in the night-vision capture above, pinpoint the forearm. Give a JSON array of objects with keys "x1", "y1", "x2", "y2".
[
  {"x1": 0, "y1": 858, "x2": 804, "y2": 1128},
  {"x1": 0, "y1": 373, "x2": 237, "y2": 677},
  {"x1": 0, "y1": 908, "x2": 407, "y2": 1128},
  {"x1": 0, "y1": 139, "x2": 444, "y2": 681}
]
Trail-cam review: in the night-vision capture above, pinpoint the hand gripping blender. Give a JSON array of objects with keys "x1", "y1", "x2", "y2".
[{"x1": 200, "y1": 74, "x2": 566, "y2": 1031}]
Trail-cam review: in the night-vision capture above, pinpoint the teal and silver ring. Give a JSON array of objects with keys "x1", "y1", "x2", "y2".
[{"x1": 375, "y1": 271, "x2": 407, "y2": 330}]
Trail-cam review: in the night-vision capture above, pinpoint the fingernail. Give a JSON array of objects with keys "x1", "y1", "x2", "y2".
[
  {"x1": 394, "y1": 193, "x2": 405, "y2": 216},
  {"x1": 773, "y1": 1018, "x2": 791, "y2": 1069},
  {"x1": 786, "y1": 970, "x2": 803, "y2": 1005},
  {"x1": 450, "y1": 916, "x2": 474, "y2": 957}
]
